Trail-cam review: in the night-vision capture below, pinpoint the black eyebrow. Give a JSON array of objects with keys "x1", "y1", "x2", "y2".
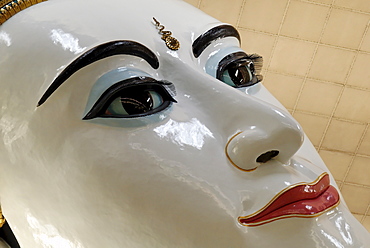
[
  {"x1": 192, "y1": 25, "x2": 241, "y2": 58},
  {"x1": 37, "y1": 40, "x2": 159, "y2": 106}
]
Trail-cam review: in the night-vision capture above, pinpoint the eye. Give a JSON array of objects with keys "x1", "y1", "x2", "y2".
[
  {"x1": 221, "y1": 60, "x2": 254, "y2": 87},
  {"x1": 217, "y1": 52, "x2": 263, "y2": 88},
  {"x1": 83, "y1": 77, "x2": 176, "y2": 119},
  {"x1": 105, "y1": 87, "x2": 165, "y2": 116}
]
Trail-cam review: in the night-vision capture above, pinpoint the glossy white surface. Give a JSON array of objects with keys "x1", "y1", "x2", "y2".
[{"x1": 0, "y1": 0, "x2": 369, "y2": 247}]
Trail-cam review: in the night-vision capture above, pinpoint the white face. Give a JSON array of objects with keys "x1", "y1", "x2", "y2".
[{"x1": 0, "y1": 0, "x2": 369, "y2": 247}]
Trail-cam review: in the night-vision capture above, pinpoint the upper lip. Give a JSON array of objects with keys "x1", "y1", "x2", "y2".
[{"x1": 238, "y1": 172, "x2": 340, "y2": 226}]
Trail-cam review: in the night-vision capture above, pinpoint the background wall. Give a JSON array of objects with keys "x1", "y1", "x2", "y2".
[{"x1": 184, "y1": 0, "x2": 370, "y2": 231}]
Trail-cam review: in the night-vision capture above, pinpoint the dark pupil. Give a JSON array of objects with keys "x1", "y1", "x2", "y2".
[
  {"x1": 226, "y1": 63, "x2": 251, "y2": 86},
  {"x1": 119, "y1": 87, "x2": 153, "y2": 115}
]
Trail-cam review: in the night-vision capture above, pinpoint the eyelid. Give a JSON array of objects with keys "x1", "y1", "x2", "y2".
[
  {"x1": 218, "y1": 52, "x2": 263, "y2": 87},
  {"x1": 216, "y1": 51, "x2": 251, "y2": 80},
  {"x1": 205, "y1": 46, "x2": 243, "y2": 78},
  {"x1": 83, "y1": 77, "x2": 176, "y2": 120},
  {"x1": 83, "y1": 67, "x2": 154, "y2": 116}
]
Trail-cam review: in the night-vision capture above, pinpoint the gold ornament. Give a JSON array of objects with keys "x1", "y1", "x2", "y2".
[
  {"x1": 0, "y1": 0, "x2": 48, "y2": 26},
  {"x1": 153, "y1": 17, "x2": 180, "y2": 51},
  {"x1": 0, "y1": 208, "x2": 5, "y2": 228}
]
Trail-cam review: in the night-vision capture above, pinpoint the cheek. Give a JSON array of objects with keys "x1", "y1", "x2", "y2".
[{"x1": 62, "y1": 121, "x2": 222, "y2": 183}]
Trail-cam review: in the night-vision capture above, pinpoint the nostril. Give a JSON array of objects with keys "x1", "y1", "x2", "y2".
[
  {"x1": 226, "y1": 124, "x2": 302, "y2": 171},
  {"x1": 256, "y1": 150, "x2": 279, "y2": 163}
]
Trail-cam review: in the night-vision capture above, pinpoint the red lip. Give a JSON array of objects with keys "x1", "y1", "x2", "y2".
[{"x1": 238, "y1": 173, "x2": 340, "y2": 226}]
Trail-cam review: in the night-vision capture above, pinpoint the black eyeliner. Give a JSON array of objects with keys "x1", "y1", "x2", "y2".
[
  {"x1": 83, "y1": 77, "x2": 176, "y2": 120},
  {"x1": 217, "y1": 52, "x2": 260, "y2": 87}
]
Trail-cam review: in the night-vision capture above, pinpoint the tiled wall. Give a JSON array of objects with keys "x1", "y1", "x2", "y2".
[{"x1": 184, "y1": 0, "x2": 370, "y2": 231}]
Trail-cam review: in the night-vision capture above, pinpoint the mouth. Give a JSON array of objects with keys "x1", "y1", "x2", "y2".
[{"x1": 238, "y1": 173, "x2": 340, "y2": 226}]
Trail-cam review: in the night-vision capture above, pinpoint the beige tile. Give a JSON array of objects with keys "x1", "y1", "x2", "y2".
[
  {"x1": 319, "y1": 150, "x2": 353, "y2": 181},
  {"x1": 270, "y1": 37, "x2": 316, "y2": 76},
  {"x1": 321, "y1": 119, "x2": 366, "y2": 153},
  {"x1": 364, "y1": 216, "x2": 370, "y2": 233},
  {"x1": 346, "y1": 156, "x2": 370, "y2": 187},
  {"x1": 200, "y1": 0, "x2": 244, "y2": 26},
  {"x1": 239, "y1": 30, "x2": 276, "y2": 63},
  {"x1": 358, "y1": 127, "x2": 370, "y2": 156},
  {"x1": 335, "y1": 180, "x2": 343, "y2": 188},
  {"x1": 281, "y1": 1, "x2": 330, "y2": 42},
  {"x1": 334, "y1": 87, "x2": 370, "y2": 123},
  {"x1": 360, "y1": 28, "x2": 370, "y2": 53},
  {"x1": 334, "y1": 0, "x2": 370, "y2": 13},
  {"x1": 322, "y1": 8, "x2": 369, "y2": 49},
  {"x1": 239, "y1": 0, "x2": 289, "y2": 34},
  {"x1": 294, "y1": 112, "x2": 330, "y2": 146},
  {"x1": 182, "y1": 0, "x2": 199, "y2": 7},
  {"x1": 307, "y1": 0, "x2": 333, "y2": 5},
  {"x1": 340, "y1": 184, "x2": 370, "y2": 214},
  {"x1": 262, "y1": 72, "x2": 304, "y2": 109},
  {"x1": 309, "y1": 45, "x2": 356, "y2": 83},
  {"x1": 347, "y1": 53, "x2": 370, "y2": 89},
  {"x1": 296, "y1": 80, "x2": 342, "y2": 115},
  {"x1": 353, "y1": 213, "x2": 364, "y2": 222}
]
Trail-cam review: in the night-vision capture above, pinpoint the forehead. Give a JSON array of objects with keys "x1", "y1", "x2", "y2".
[
  {"x1": 0, "y1": 0, "x2": 224, "y2": 98},
  {"x1": 7, "y1": 0, "x2": 220, "y2": 47}
]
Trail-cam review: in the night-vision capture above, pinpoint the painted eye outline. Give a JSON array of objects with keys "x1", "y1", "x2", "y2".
[
  {"x1": 83, "y1": 77, "x2": 177, "y2": 120},
  {"x1": 216, "y1": 51, "x2": 263, "y2": 88}
]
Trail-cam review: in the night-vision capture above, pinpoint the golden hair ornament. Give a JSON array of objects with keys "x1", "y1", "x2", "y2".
[
  {"x1": 153, "y1": 17, "x2": 180, "y2": 51},
  {"x1": 0, "y1": 208, "x2": 5, "y2": 228},
  {"x1": 0, "y1": 0, "x2": 48, "y2": 26}
]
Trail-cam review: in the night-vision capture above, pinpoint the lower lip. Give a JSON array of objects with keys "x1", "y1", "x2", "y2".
[{"x1": 239, "y1": 185, "x2": 340, "y2": 226}]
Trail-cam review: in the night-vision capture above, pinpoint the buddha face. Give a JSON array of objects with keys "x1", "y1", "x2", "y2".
[{"x1": 0, "y1": 0, "x2": 369, "y2": 247}]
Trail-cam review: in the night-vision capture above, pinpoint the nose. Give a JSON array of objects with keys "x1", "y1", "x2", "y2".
[
  {"x1": 225, "y1": 112, "x2": 303, "y2": 171},
  {"x1": 161, "y1": 61, "x2": 304, "y2": 172}
]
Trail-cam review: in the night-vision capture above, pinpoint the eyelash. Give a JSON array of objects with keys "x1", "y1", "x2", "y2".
[
  {"x1": 216, "y1": 52, "x2": 263, "y2": 88},
  {"x1": 83, "y1": 77, "x2": 177, "y2": 120}
]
